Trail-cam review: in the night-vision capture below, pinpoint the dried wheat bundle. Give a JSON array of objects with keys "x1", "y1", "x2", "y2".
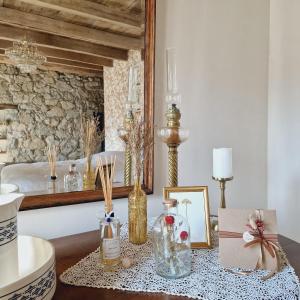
[
  {"x1": 80, "y1": 117, "x2": 98, "y2": 160},
  {"x1": 97, "y1": 155, "x2": 116, "y2": 213},
  {"x1": 127, "y1": 111, "x2": 154, "y2": 182},
  {"x1": 47, "y1": 144, "x2": 58, "y2": 178}
]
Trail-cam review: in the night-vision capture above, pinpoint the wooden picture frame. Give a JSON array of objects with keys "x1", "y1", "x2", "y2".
[
  {"x1": 164, "y1": 186, "x2": 212, "y2": 249},
  {"x1": 20, "y1": 0, "x2": 156, "y2": 210}
]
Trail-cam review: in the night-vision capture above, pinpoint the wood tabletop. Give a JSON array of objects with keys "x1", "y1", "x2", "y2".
[{"x1": 51, "y1": 231, "x2": 300, "y2": 300}]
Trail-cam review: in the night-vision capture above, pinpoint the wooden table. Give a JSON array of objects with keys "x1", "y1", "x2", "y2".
[{"x1": 51, "y1": 231, "x2": 300, "y2": 300}]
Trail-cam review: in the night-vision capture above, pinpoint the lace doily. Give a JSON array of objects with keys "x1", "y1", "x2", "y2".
[{"x1": 60, "y1": 223, "x2": 300, "y2": 300}]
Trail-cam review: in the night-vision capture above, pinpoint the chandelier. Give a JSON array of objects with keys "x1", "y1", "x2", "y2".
[{"x1": 5, "y1": 38, "x2": 47, "y2": 73}]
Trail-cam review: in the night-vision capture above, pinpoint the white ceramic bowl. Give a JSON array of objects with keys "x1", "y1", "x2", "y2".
[{"x1": 0, "y1": 235, "x2": 56, "y2": 300}]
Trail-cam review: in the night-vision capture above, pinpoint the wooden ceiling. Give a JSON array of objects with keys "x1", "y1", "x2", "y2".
[{"x1": 0, "y1": 0, "x2": 145, "y2": 76}]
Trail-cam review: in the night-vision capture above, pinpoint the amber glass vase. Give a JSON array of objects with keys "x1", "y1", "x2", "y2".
[
  {"x1": 128, "y1": 179, "x2": 147, "y2": 244},
  {"x1": 83, "y1": 157, "x2": 95, "y2": 190}
]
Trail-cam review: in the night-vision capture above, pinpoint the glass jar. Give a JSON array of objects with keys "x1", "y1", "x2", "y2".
[
  {"x1": 128, "y1": 179, "x2": 147, "y2": 244},
  {"x1": 64, "y1": 163, "x2": 82, "y2": 191},
  {"x1": 99, "y1": 208, "x2": 121, "y2": 269},
  {"x1": 152, "y1": 198, "x2": 191, "y2": 279}
]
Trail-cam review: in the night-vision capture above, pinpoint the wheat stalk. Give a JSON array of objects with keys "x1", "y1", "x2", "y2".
[{"x1": 80, "y1": 117, "x2": 103, "y2": 172}]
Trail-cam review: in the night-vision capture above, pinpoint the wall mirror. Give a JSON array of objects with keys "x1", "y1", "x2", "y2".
[{"x1": 0, "y1": 0, "x2": 155, "y2": 210}]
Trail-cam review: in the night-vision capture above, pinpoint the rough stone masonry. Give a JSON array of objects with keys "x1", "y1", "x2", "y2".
[{"x1": 0, "y1": 64, "x2": 103, "y2": 163}]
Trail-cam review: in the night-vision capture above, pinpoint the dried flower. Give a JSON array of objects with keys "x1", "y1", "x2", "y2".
[
  {"x1": 249, "y1": 214, "x2": 258, "y2": 230},
  {"x1": 247, "y1": 213, "x2": 265, "y2": 234},
  {"x1": 125, "y1": 110, "x2": 154, "y2": 182},
  {"x1": 180, "y1": 231, "x2": 188, "y2": 241},
  {"x1": 256, "y1": 219, "x2": 265, "y2": 232},
  {"x1": 165, "y1": 215, "x2": 175, "y2": 225}
]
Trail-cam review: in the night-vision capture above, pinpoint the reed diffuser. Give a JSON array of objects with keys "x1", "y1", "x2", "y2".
[
  {"x1": 47, "y1": 144, "x2": 57, "y2": 191},
  {"x1": 81, "y1": 117, "x2": 98, "y2": 190},
  {"x1": 98, "y1": 156, "x2": 121, "y2": 269},
  {"x1": 126, "y1": 110, "x2": 153, "y2": 244}
]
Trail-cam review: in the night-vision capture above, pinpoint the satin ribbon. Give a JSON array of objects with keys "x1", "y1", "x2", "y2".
[
  {"x1": 105, "y1": 211, "x2": 115, "y2": 223},
  {"x1": 219, "y1": 212, "x2": 280, "y2": 280}
]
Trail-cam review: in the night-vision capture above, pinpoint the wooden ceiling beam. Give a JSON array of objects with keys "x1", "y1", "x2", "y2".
[
  {"x1": 11, "y1": 0, "x2": 143, "y2": 33},
  {"x1": 46, "y1": 57, "x2": 103, "y2": 70},
  {"x1": 0, "y1": 49, "x2": 103, "y2": 70},
  {"x1": 0, "y1": 24, "x2": 128, "y2": 60},
  {"x1": 0, "y1": 7, "x2": 143, "y2": 49},
  {"x1": 0, "y1": 39, "x2": 113, "y2": 67},
  {"x1": 0, "y1": 55, "x2": 103, "y2": 76}
]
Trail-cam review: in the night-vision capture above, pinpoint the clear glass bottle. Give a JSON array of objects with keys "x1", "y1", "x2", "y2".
[
  {"x1": 152, "y1": 198, "x2": 191, "y2": 279},
  {"x1": 64, "y1": 163, "x2": 82, "y2": 191},
  {"x1": 99, "y1": 207, "x2": 121, "y2": 269}
]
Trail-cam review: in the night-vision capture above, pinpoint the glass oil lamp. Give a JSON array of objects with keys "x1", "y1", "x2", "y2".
[{"x1": 158, "y1": 48, "x2": 189, "y2": 187}]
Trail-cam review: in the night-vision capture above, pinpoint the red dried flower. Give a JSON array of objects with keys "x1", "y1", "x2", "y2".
[
  {"x1": 255, "y1": 219, "x2": 265, "y2": 233},
  {"x1": 180, "y1": 231, "x2": 189, "y2": 241},
  {"x1": 165, "y1": 215, "x2": 175, "y2": 225}
]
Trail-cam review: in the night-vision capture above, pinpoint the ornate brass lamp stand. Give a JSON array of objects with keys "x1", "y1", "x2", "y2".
[
  {"x1": 158, "y1": 104, "x2": 188, "y2": 187},
  {"x1": 212, "y1": 176, "x2": 233, "y2": 208},
  {"x1": 118, "y1": 110, "x2": 134, "y2": 186}
]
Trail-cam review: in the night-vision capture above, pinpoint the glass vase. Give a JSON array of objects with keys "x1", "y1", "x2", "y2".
[
  {"x1": 152, "y1": 198, "x2": 191, "y2": 279},
  {"x1": 99, "y1": 210, "x2": 121, "y2": 270},
  {"x1": 128, "y1": 180, "x2": 147, "y2": 244},
  {"x1": 83, "y1": 157, "x2": 95, "y2": 190}
]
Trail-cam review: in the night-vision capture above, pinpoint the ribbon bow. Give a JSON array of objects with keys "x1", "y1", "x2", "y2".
[
  {"x1": 105, "y1": 211, "x2": 115, "y2": 223},
  {"x1": 219, "y1": 210, "x2": 280, "y2": 280}
]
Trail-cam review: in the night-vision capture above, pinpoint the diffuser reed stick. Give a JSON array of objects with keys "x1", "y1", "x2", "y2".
[
  {"x1": 97, "y1": 156, "x2": 116, "y2": 213},
  {"x1": 47, "y1": 144, "x2": 57, "y2": 178},
  {"x1": 97, "y1": 156, "x2": 120, "y2": 268}
]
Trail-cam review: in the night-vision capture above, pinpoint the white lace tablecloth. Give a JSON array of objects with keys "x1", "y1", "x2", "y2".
[{"x1": 60, "y1": 223, "x2": 300, "y2": 300}]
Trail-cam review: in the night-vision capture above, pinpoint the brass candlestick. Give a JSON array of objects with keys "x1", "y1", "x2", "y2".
[
  {"x1": 158, "y1": 104, "x2": 188, "y2": 187},
  {"x1": 118, "y1": 110, "x2": 134, "y2": 186},
  {"x1": 212, "y1": 176, "x2": 233, "y2": 208}
]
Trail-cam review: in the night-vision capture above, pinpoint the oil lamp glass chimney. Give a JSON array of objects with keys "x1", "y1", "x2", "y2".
[{"x1": 166, "y1": 48, "x2": 181, "y2": 107}]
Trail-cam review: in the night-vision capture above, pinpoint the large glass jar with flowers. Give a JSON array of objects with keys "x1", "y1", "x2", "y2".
[{"x1": 152, "y1": 198, "x2": 191, "y2": 279}]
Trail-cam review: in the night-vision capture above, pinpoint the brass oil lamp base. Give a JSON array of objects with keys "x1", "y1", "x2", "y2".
[{"x1": 158, "y1": 104, "x2": 189, "y2": 187}]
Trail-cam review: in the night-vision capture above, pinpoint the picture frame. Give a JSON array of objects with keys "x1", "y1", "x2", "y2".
[{"x1": 164, "y1": 186, "x2": 212, "y2": 249}]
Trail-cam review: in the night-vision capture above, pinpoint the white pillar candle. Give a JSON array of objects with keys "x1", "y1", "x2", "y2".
[{"x1": 213, "y1": 148, "x2": 233, "y2": 179}]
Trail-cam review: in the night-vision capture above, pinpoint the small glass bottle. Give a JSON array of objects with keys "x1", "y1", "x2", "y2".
[
  {"x1": 64, "y1": 163, "x2": 82, "y2": 191},
  {"x1": 152, "y1": 198, "x2": 191, "y2": 279},
  {"x1": 99, "y1": 207, "x2": 121, "y2": 269},
  {"x1": 47, "y1": 175, "x2": 57, "y2": 192}
]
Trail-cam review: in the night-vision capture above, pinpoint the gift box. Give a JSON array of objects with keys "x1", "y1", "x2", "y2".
[{"x1": 218, "y1": 208, "x2": 279, "y2": 273}]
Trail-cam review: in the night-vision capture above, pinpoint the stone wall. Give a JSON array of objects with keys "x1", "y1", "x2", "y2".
[
  {"x1": 0, "y1": 64, "x2": 103, "y2": 163},
  {"x1": 104, "y1": 50, "x2": 144, "y2": 151}
]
